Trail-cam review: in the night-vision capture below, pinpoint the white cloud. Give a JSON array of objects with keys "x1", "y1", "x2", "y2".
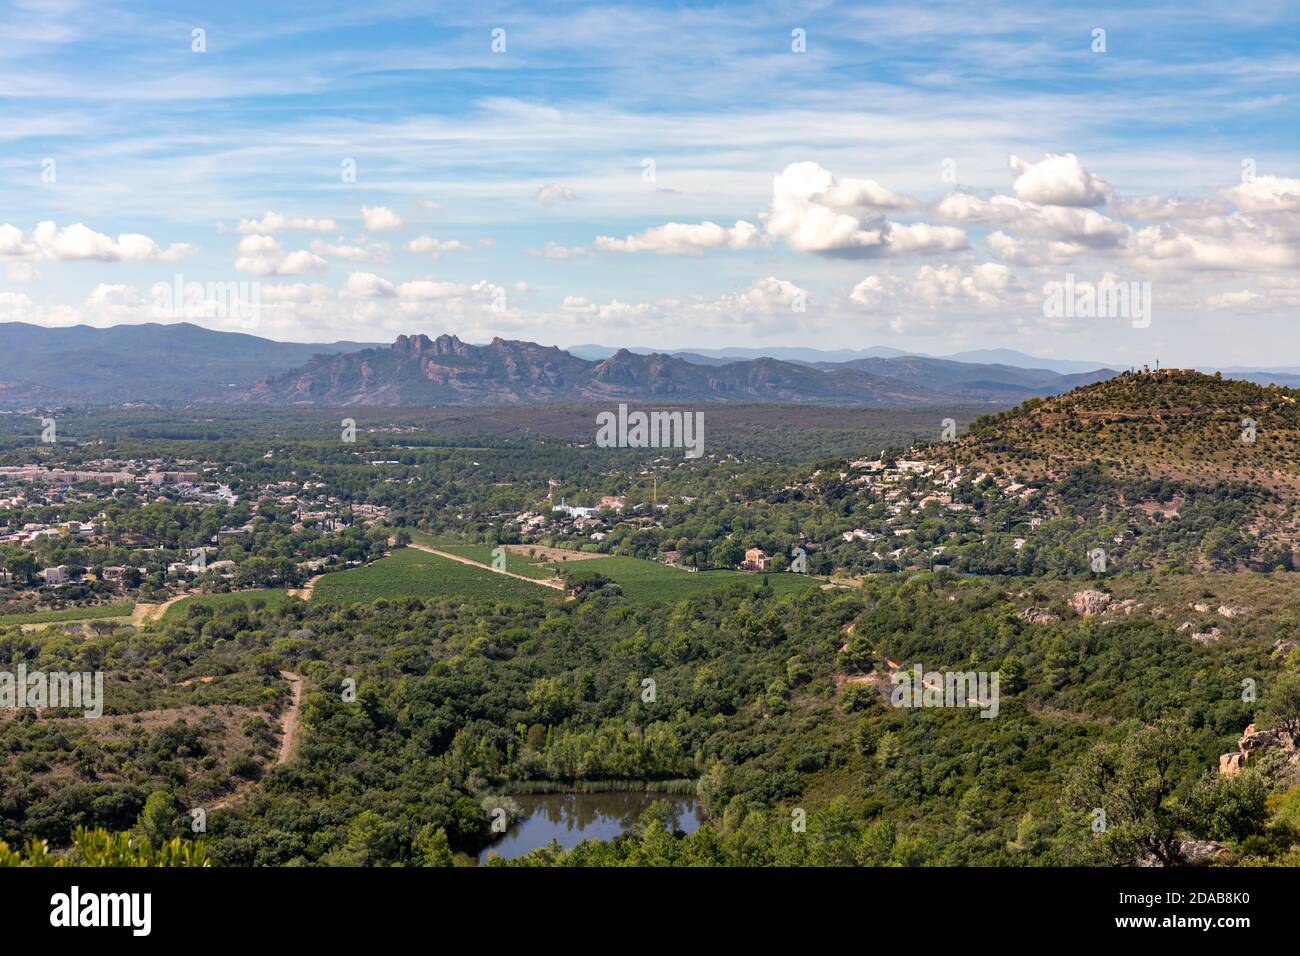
[
  {"x1": 842, "y1": 264, "x2": 1034, "y2": 335},
  {"x1": 85, "y1": 282, "x2": 151, "y2": 320},
  {"x1": 1119, "y1": 195, "x2": 1230, "y2": 220},
  {"x1": 0, "y1": 291, "x2": 36, "y2": 318},
  {"x1": 259, "y1": 282, "x2": 329, "y2": 304},
  {"x1": 234, "y1": 212, "x2": 339, "y2": 234},
  {"x1": 345, "y1": 271, "x2": 468, "y2": 301},
  {"x1": 361, "y1": 205, "x2": 404, "y2": 232},
  {"x1": 933, "y1": 192, "x2": 1026, "y2": 224},
  {"x1": 310, "y1": 238, "x2": 389, "y2": 261},
  {"x1": 344, "y1": 271, "x2": 396, "y2": 298},
  {"x1": 0, "y1": 224, "x2": 37, "y2": 259},
  {"x1": 406, "y1": 235, "x2": 471, "y2": 259},
  {"x1": 399, "y1": 278, "x2": 469, "y2": 300},
  {"x1": 1126, "y1": 214, "x2": 1300, "y2": 272},
  {"x1": 31, "y1": 221, "x2": 198, "y2": 262},
  {"x1": 595, "y1": 220, "x2": 762, "y2": 255},
  {"x1": 724, "y1": 276, "x2": 807, "y2": 314},
  {"x1": 986, "y1": 230, "x2": 1083, "y2": 266},
  {"x1": 234, "y1": 234, "x2": 328, "y2": 276},
  {"x1": 553, "y1": 277, "x2": 814, "y2": 337},
  {"x1": 1205, "y1": 276, "x2": 1300, "y2": 311},
  {"x1": 797, "y1": 166, "x2": 912, "y2": 211},
  {"x1": 528, "y1": 241, "x2": 588, "y2": 259},
  {"x1": 561, "y1": 295, "x2": 596, "y2": 313},
  {"x1": 1008, "y1": 153, "x2": 1113, "y2": 207},
  {"x1": 764, "y1": 162, "x2": 963, "y2": 257},
  {"x1": 935, "y1": 192, "x2": 1127, "y2": 250},
  {"x1": 1029, "y1": 205, "x2": 1130, "y2": 249},
  {"x1": 850, "y1": 263, "x2": 1028, "y2": 313},
  {"x1": 535, "y1": 182, "x2": 580, "y2": 205},
  {"x1": 1220, "y1": 175, "x2": 1300, "y2": 213}
]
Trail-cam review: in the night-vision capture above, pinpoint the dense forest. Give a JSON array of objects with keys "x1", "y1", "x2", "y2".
[{"x1": 4, "y1": 570, "x2": 1299, "y2": 866}]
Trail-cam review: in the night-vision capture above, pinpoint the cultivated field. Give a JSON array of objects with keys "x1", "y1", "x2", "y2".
[
  {"x1": 431, "y1": 543, "x2": 560, "y2": 580},
  {"x1": 311, "y1": 547, "x2": 563, "y2": 604}
]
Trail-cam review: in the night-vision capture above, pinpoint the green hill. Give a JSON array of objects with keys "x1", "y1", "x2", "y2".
[{"x1": 932, "y1": 369, "x2": 1300, "y2": 492}]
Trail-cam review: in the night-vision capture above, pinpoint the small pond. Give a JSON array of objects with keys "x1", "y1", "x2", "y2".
[{"x1": 478, "y1": 790, "x2": 703, "y2": 862}]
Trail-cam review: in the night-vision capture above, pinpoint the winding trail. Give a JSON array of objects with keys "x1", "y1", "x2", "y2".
[
  {"x1": 212, "y1": 670, "x2": 304, "y2": 811},
  {"x1": 131, "y1": 592, "x2": 191, "y2": 625},
  {"x1": 275, "y1": 670, "x2": 304, "y2": 765},
  {"x1": 286, "y1": 574, "x2": 322, "y2": 601}
]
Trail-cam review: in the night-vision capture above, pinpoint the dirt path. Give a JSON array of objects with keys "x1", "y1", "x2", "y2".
[
  {"x1": 130, "y1": 593, "x2": 190, "y2": 625},
  {"x1": 409, "y1": 543, "x2": 566, "y2": 590},
  {"x1": 15, "y1": 594, "x2": 189, "y2": 632},
  {"x1": 286, "y1": 574, "x2": 322, "y2": 600},
  {"x1": 212, "y1": 670, "x2": 303, "y2": 811},
  {"x1": 276, "y1": 670, "x2": 304, "y2": 765}
]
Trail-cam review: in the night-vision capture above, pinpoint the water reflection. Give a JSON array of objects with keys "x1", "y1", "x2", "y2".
[{"x1": 478, "y1": 791, "x2": 702, "y2": 862}]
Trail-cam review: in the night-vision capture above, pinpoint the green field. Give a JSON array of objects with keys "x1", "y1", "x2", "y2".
[
  {"x1": 196, "y1": 544, "x2": 819, "y2": 612},
  {"x1": 571, "y1": 556, "x2": 821, "y2": 603},
  {"x1": 162, "y1": 590, "x2": 299, "y2": 620},
  {"x1": 406, "y1": 531, "x2": 572, "y2": 580},
  {"x1": 312, "y1": 548, "x2": 562, "y2": 604},
  {"x1": 432, "y1": 543, "x2": 558, "y2": 580},
  {"x1": 0, "y1": 602, "x2": 135, "y2": 626}
]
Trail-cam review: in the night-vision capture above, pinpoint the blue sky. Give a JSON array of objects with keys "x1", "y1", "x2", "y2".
[{"x1": 2, "y1": 0, "x2": 1299, "y2": 367}]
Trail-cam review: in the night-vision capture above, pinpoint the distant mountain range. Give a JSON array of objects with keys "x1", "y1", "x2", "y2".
[
  {"x1": 0, "y1": 322, "x2": 380, "y2": 403},
  {"x1": 246, "y1": 333, "x2": 1115, "y2": 407},
  {"x1": 0, "y1": 320, "x2": 1292, "y2": 407},
  {"x1": 570, "y1": 343, "x2": 1300, "y2": 388},
  {"x1": 567, "y1": 343, "x2": 1112, "y2": 375}
]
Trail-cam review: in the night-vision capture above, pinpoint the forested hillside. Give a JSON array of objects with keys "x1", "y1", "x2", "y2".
[{"x1": 5, "y1": 569, "x2": 1300, "y2": 866}]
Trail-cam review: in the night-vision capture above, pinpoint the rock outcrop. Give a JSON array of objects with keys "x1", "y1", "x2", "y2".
[
  {"x1": 1218, "y1": 722, "x2": 1298, "y2": 776},
  {"x1": 1018, "y1": 607, "x2": 1059, "y2": 625},
  {"x1": 1068, "y1": 589, "x2": 1111, "y2": 616}
]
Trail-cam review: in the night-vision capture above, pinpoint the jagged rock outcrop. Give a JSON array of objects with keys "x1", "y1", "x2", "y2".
[
  {"x1": 1218, "y1": 722, "x2": 1298, "y2": 776},
  {"x1": 1019, "y1": 607, "x2": 1060, "y2": 625},
  {"x1": 1068, "y1": 589, "x2": 1111, "y2": 616},
  {"x1": 1219, "y1": 752, "x2": 1246, "y2": 777}
]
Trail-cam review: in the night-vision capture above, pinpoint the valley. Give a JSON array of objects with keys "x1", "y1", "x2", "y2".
[{"x1": 3, "y1": 368, "x2": 1300, "y2": 867}]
